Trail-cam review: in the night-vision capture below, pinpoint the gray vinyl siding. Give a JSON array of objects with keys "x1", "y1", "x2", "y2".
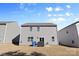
[
  {"x1": 76, "y1": 23, "x2": 79, "y2": 38},
  {"x1": 58, "y1": 23, "x2": 79, "y2": 47},
  {"x1": 76, "y1": 23, "x2": 79, "y2": 46}
]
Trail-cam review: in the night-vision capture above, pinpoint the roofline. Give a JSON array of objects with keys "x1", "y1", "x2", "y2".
[
  {"x1": 0, "y1": 21, "x2": 16, "y2": 23},
  {"x1": 0, "y1": 24, "x2": 6, "y2": 25},
  {"x1": 0, "y1": 21, "x2": 16, "y2": 25},
  {"x1": 59, "y1": 21, "x2": 79, "y2": 31},
  {"x1": 21, "y1": 25, "x2": 57, "y2": 27},
  {"x1": 21, "y1": 23, "x2": 57, "y2": 27}
]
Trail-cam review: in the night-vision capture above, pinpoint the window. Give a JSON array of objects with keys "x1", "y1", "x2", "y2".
[
  {"x1": 40, "y1": 37, "x2": 44, "y2": 42},
  {"x1": 66, "y1": 30, "x2": 69, "y2": 34},
  {"x1": 52, "y1": 36, "x2": 55, "y2": 41},
  {"x1": 37, "y1": 27, "x2": 40, "y2": 31},
  {"x1": 28, "y1": 37, "x2": 30, "y2": 42},
  {"x1": 28, "y1": 37, "x2": 33, "y2": 42},
  {"x1": 30, "y1": 27, "x2": 32, "y2": 31},
  {"x1": 72, "y1": 40, "x2": 75, "y2": 44},
  {"x1": 46, "y1": 42, "x2": 48, "y2": 45}
]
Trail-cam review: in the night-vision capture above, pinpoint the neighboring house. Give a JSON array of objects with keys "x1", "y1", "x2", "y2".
[
  {"x1": 20, "y1": 23, "x2": 58, "y2": 46},
  {"x1": 0, "y1": 21, "x2": 20, "y2": 45},
  {"x1": 58, "y1": 21, "x2": 79, "y2": 47}
]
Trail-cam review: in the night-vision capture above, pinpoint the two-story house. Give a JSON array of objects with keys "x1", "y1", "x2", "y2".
[{"x1": 20, "y1": 23, "x2": 58, "y2": 46}]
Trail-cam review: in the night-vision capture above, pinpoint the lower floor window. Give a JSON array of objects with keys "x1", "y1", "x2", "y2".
[
  {"x1": 72, "y1": 40, "x2": 75, "y2": 44},
  {"x1": 40, "y1": 37, "x2": 44, "y2": 42},
  {"x1": 28, "y1": 37, "x2": 33, "y2": 42},
  {"x1": 46, "y1": 42, "x2": 48, "y2": 45}
]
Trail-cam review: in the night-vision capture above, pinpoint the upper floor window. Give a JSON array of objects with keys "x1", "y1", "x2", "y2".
[
  {"x1": 37, "y1": 27, "x2": 40, "y2": 31},
  {"x1": 52, "y1": 36, "x2": 55, "y2": 42},
  {"x1": 66, "y1": 30, "x2": 69, "y2": 34},
  {"x1": 30, "y1": 27, "x2": 32, "y2": 31},
  {"x1": 30, "y1": 27, "x2": 40, "y2": 32}
]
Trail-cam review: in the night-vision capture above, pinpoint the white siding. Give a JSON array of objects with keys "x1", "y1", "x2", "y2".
[
  {"x1": 4, "y1": 22, "x2": 20, "y2": 43},
  {"x1": 0, "y1": 25, "x2": 6, "y2": 43},
  {"x1": 20, "y1": 26, "x2": 58, "y2": 45}
]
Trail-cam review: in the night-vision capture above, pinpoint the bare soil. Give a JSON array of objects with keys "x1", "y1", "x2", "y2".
[{"x1": 0, "y1": 44, "x2": 78, "y2": 56}]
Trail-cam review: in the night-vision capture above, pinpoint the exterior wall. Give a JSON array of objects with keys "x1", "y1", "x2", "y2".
[
  {"x1": 4, "y1": 22, "x2": 20, "y2": 43},
  {"x1": 0, "y1": 25, "x2": 6, "y2": 43},
  {"x1": 20, "y1": 26, "x2": 58, "y2": 45},
  {"x1": 58, "y1": 24, "x2": 79, "y2": 47},
  {"x1": 76, "y1": 23, "x2": 79, "y2": 46}
]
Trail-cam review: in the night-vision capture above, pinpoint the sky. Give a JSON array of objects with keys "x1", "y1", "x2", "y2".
[{"x1": 0, "y1": 3, "x2": 79, "y2": 30}]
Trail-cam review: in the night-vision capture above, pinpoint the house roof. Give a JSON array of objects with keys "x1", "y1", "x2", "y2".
[
  {"x1": 21, "y1": 23, "x2": 57, "y2": 27},
  {"x1": 0, "y1": 21, "x2": 16, "y2": 25},
  {"x1": 59, "y1": 21, "x2": 79, "y2": 31}
]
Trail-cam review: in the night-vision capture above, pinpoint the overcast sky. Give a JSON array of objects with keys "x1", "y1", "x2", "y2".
[{"x1": 0, "y1": 3, "x2": 79, "y2": 30}]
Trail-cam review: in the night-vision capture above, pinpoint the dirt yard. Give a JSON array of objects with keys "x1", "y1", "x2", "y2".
[{"x1": 0, "y1": 44, "x2": 78, "y2": 56}]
